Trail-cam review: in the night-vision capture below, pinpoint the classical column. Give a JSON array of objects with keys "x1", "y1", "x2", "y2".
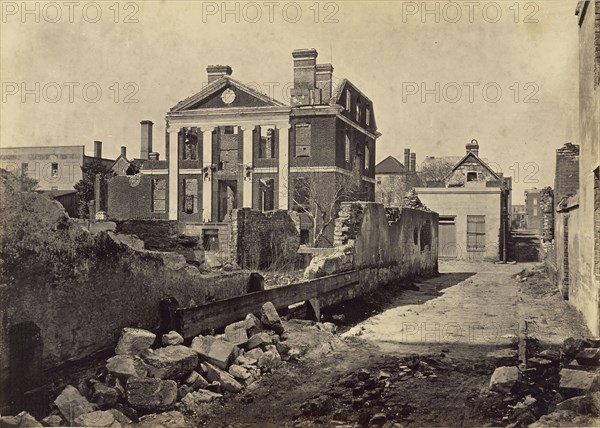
[
  {"x1": 278, "y1": 123, "x2": 291, "y2": 210},
  {"x1": 241, "y1": 126, "x2": 253, "y2": 208},
  {"x1": 201, "y1": 127, "x2": 214, "y2": 222},
  {"x1": 168, "y1": 127, "x2": 180, "y2": 221}
]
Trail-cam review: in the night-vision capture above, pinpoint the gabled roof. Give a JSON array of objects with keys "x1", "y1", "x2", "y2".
[
  {"x1": 447, "y1": 152, "x2": 500, "y2": 180},
  {"x1": 170, "y1": 76, "x2": 287, "y2": 112},
  {"x1": 375, "y1": 156, "x2": 405, "y2": 174}
]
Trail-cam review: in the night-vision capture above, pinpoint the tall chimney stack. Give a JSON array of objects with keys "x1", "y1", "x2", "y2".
[
  {"x1": 207, "y1": 65, "x2": 232, "y2": 84},
  {"x1": 404, "y1": 148, "x2": 410, "y2": 171},
  {"x1": 410, "y1": 153, "x2": 416, "y2": 172},
  {"x1": 140, "y1": 120, "x2": 154, "y2": 160},
  {"x1": 466, "y1": 139, "x2": 479, "y2": 157},
  {"x1": 291, "y1": 48, "x2": 318, "y2": 106},
  {"x1": 94, "y1": 141, "x2": 102, "y2": 159},
  {"x1": 316, "y1": 63, "x2": 334, "y2": 103},
  {"x1": 121, "y1": 146, "x2": 127, "y2": 158}
]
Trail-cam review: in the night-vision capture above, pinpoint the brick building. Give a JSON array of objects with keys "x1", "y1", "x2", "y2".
[
  {"x1": 510, "y1": 205, "x2": 526, "y2": 230},
  {"x1": 415, "y1": 140, "x2": 511, "y2": 260},
  {"x1": 375, "y1": 149, "x2": 426, "y2": 207},
  {"x1": 106, "y1": 48, "x2": 379, "y2": 247},
  {"x1": 524, "y1": 188, "x2": 543, "y2": 232}
]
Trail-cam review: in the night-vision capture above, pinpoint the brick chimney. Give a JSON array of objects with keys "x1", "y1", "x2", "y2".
[
  {"x1": 291, "y1": 48, "x2": 318, "y2": 106},
  {"x1": 316, "y1": 63, "x2": 334, "y2": 103},
  {"x1": 207, "y1": 65, "x2": 232, "y2": 84},
  {"x1": 466, "y1": 139, "x2": 479, "y2": 156},
  {"x1": 94, "y1": 141, "x2": 102, "y2": 159},
  {"x1": 121, "y1": 146, "x2": 127, "y2": 158},
  {"x1": 140, "y1": 120, "x2": 153, "y2": 160},
  {"x1": 410, "y1": 153, "x2": 416, "y2": 172},
  {"x1": 404, "y1": 148, "x2": 410, "y2": 171}
]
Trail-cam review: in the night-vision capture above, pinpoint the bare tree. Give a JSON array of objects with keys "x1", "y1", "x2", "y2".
[
  {"x1": 290, "y1": 172, "x2": 363, "y2": 247},
  {"x1": 420, "y1": 158, "x2": 456, "y2": 182}
]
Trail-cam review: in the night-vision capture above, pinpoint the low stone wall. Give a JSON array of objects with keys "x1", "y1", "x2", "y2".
[
  {"x1": 230, "y1": 209, "x2": 300, "y2": 270},
  {"x1": 305, "y1": 202, "x2": 439, "y2": 285}
]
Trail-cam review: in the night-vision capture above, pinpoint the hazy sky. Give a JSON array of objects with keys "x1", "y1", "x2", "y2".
[{"x1": 1, "y1": 0, "x2": 580, "y2": 203}]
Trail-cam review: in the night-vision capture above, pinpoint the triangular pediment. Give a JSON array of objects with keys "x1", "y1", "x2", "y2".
[{"x1": 171, "y1": 77, "x2": 286, "y2": 112}]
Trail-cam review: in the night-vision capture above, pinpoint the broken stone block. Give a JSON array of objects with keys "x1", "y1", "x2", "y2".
[
  {"x1": 223, "y1": 322, "x2": 248, "y2": 347},
  {"x1": 91, "y1": 383, "x2": 119, "y2": 409},
  {"x1": 126, "y1": 377, "x2": 177, "y2": 412},
  {"x1": 204, "y1": 362, "x2": 243, "y2": 393},
  {"x1": 115, "y1": 327, "x2": 156, "y2": 356},
  {"x1": 162, "y1": 331, "x2": 184, "y2": 346},
  {"x1": 576, "y1": 348, "x2": 600, "y2": 366},
  {"x1": 257, "y1": 349, "x2": 282, "y2": 373},
  {"x1": 228, "y1": 364, "x2": 252, "y2": 382},
  {"x1": 260, "y1": 301, "x2": 281, "y2": 326},
  {"x1": 246, "y1": 332, "x2": 272, "y2": 350},
  {"x1": 182, "y1": 390, "x2": 223, "y2": 412},
  {"x1": 562, "y1": 337, "x2": 592, "y2": 360},
  {"x1": 556, "y1": 391, "x2": 600, "y2": 415},
  {"x1": 0, "y1": 411, "x2": 42, "y2": 427},
  {"x1": 528, "y1": 357, "x2": 554, "y2": 369},
  {"x1": 73, "y1": 409, "x2": 131, "y2": 427},
  {"x1": 486, "y1": 348, "x2": 519, "y2": 366},
  {"x1": 489, "y1": 366, "x2": 521, "y2": 393},
  {"x1": 191, "y1": 335, "x2": 237, "y2": 370},
  {"x1": 245, "y1": 348, "x2": 264, "y2": 361},
  {"x1": 141, "y1": 345, "x2": 199, "y2": 380},
  {"x1": 244, "y1": 313, "x2": 262, "y2": 335},
  {"x1": 106, "y1": 354, "x2": 148, "y2": 380},
  {"x1": 559, "y1": 368, "x2": 600, "y2": 396},
  {"x1": 41, "y1": 415, "x2": 63, "y2": 427},
  {"x1": 135, "y1": 411, "x2": 187, "y2": 428},
  {"x1": 54, "y1": 385, "x2": 96, "y2": 425},
  {"x1": 236, "y1": 354, "x2": 258, "y2": 366}
]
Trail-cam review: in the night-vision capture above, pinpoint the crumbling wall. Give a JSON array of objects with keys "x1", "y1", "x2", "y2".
[
  {"x1": 106, "y1": 174, "x2": 168, "y2": 221},
  {"x1": 230, "y1": 208, "x2": 300, "y2": 270},
  {"x1": 306, "y1": 202, "x2": 439, "y2": 284}
]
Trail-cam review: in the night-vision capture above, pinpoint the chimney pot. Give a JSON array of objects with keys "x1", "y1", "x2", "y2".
[
  {"x1": 94, "y1": 141, "x2": 102, "y2": 159},
  {"x1": 207, "y1": 65, "x2": 233, "y2": 84},
  {"x1": 121, "y1": 146, "x2": 127, "y2": 158},
  {"x1": 140, "y1": 120, "x2": 154, "y2": 160},
  {"x1": 410, "y1": 153, "x2": 416, "y2": 172},
  {"x1": 466, "y1": 138, "x2": 479, "y2": 156},
  {"x1": 404, "y1": 148, "x2": 410, "y2": 171},
  {"x1": 291, "y1": 48, "x2": 318, "y2": 106},
  {"x1": 316, "y1": 63, "x2": 334, "y2": 104}
]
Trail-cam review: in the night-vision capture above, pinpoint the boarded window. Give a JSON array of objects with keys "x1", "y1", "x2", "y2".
[
  {"x1": 152, "y1": 179, "x2": 166, "y2": 212},
  {"x1": 293, "y1": 177, "x2": 310, "y2": 211},
  {"x1": 259, "y1": 178, "x2": 274, "y2": 212},
  {"x1": 467, "y1": 215, "x2": 486, "y2": 252},
  {"x1": 183, "y1": 179, "x2": 198, "y2": 214},
  {"x1": 295, "y1": 123, "x2": 311, "y2": 157},
  {"x1": 259, "y1": 127, "x2": 275, "y2": 159}
]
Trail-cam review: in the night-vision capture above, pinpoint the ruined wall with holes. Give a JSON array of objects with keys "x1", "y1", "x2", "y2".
[
  {"x1": 230, "y1": 208, "x2": 300, "y2": 270},
  {"x1": 306, "y1": 202, "x2": 438, "y2": 284}
]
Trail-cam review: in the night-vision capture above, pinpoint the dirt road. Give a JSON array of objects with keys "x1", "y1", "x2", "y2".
[{"x1": 190, "y1": 261, "x2": 590, "y2": 427}]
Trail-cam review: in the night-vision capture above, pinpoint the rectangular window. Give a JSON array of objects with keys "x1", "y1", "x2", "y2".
[
  {"x1": 467, "y1": 215, "x2": 486, "y2": 252},
  {"x1": 533, "y1": 197, "x2": 538, "y2": 205},
  {"x1": 183, "y1": 132, "x2": 198, "y2": 160},
  {"x1": 533, "y1": 207, "x2": 538, "y2": 217},
  {"x1": 21, "y1": 162, "x2": 28, "y2": 175},
  {"x1": 202, "y1": 229, "x2": 219, "y2": 251},
  {"x1": 345, "y1": 89, "x2": 351, "y2": 111},
  {"x1": 376, "y1": 177, "x2": 382, "y2": 185},
  {"x1": 467, "y1": 172, "x2": 477, "y2": 181},
  {"x1": 344, "y1": 133, "x2": 350, "y2": 163},
  {"x1": 355, "y1": 103, "x2": 360, "y2": 122},
  {"x1": 152, "y1": 179, "x2": 166, "y2": 213},
  {"x1": 183, "y1": 179, "x2": 198, "y2": 214},
  {"x1": 223, "y1": 126, "x2": 236, "y2": 135},
  {"x1": 295, "y1": 123, "x2": 311, "y2": 157},
  {"x1": 51, "y1": 163, "x2": 58, "y2": 177},
  {"x1": 366, "y1": 106, "x2": 370, "y2": 126},
  {"x1": 259, "y1": 178, "x2": 274, "y2": 212},
  {"x1": 259, "y1": 127, "x2": 275, "y2": 159},
  {"x1": 365, "y1": 144, "x2": 370, "y2": 170}
]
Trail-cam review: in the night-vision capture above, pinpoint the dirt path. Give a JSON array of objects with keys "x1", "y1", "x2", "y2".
[{"x1": 189, "y1": 261, "x2": 591, "y2": 427}]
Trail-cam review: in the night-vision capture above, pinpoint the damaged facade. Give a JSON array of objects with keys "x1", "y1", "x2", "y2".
[
  {"x1": 414, "y1": 140, "x2": 511, "y2": 261},
  {"x1": 104, "y1": 49, "x2": 379, "y2": 248}
]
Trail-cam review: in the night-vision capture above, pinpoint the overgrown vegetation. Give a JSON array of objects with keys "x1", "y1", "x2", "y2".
[{"x1": 74, "y1": 159, "x2": 114, "y2": 218}]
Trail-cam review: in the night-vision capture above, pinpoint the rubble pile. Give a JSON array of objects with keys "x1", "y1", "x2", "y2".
[
  {"x1": 1, "y1": 301, "x2": 302, "y2": 427},
  {"x1": 486, "y1": 337, "x2": 600, "y2": 427}
]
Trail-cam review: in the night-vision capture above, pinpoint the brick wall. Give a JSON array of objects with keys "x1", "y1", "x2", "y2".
[
  {"x1": 555, "y1": 143, "x2": 580, "y2": 204},
  {"x1": 107, "y1": 174, "x2": 168, "y2": 220},
  {"x1": 230, "y1": 208, "x2": 300, "y2": 269}
]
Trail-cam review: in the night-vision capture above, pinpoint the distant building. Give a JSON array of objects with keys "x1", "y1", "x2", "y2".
[
  {"x1": 375, "y1": 149, "x2": 425, "y2": 207},
  {"x1": 415, "y1": 139, "x2": 511, "y2": 260},
  {"x1": 524, "y1": 188, "x2": 542, "y2": 231},
  {"x1": 0, "y1": 141, "x2": 113, "y2": 191},
  {"x1": 510, "y1": 205, "x2": 526, "y2": 229}
]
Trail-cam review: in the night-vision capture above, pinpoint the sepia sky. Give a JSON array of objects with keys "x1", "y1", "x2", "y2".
[{"x1": 0, "y1": 0, "x2": 580, "y2": 203}]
